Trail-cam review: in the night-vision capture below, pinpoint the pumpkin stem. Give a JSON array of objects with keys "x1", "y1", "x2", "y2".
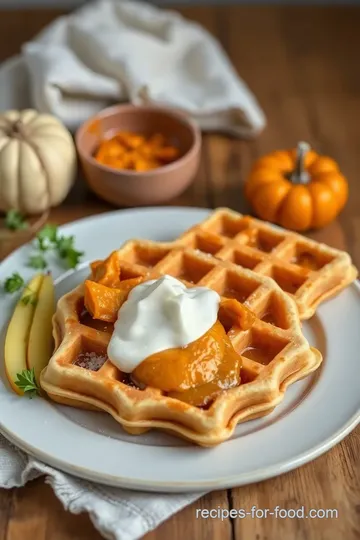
[
  {"x1": 291, "y1": 141, "x2": 311, "y2": 185},
  {"x1": 10, "y1": 120, "x2": 27, "y2": 139}
]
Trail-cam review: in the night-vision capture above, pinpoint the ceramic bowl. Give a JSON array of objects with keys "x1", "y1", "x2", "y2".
[{"x1": 75, "y1": 104, "x2": 201, "y2": 207}]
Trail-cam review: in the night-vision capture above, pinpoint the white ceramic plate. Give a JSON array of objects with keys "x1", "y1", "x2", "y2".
[{"x1": 0, "y1": 208, "x2": 359, "y2": 493}]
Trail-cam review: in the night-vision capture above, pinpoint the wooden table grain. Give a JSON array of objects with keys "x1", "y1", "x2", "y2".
[{"x1": 0, "y1": 5, "x2": 359, "y2": 540}]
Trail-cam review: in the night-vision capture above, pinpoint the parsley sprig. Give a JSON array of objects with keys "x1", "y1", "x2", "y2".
[
  {"x1": 37, "y1": 224, "x2": 58, "y2": 252},
  {"x1": 4, "y1": 272, "x2": 25, "y2": 293},
  {"x1": 5, "y1": 210, "x2": 28, "y2": 231},
  {"x1": 57, "y1": 235, "x2": 83, "y2": 269},
  {"x1": 3, "y1": 224, "x2": 83, "y2": 297},
  {"x1": 15, "y1": 368, "x2": 40, "y2": 398},
  {"x1": 21, "y1": 290, "x2": 38, "y2": 306},
  {"x1": 31, "y1": 224, "x2": 84, "y2": 270},
  {"x1": 28, "y1": 254, "x2": 47, "y2": 270},
  {"x1": 3, "y1": 275, "x2": 37, "y2": 304}
]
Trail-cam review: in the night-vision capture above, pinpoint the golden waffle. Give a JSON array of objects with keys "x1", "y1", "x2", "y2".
[
  {"x1": 40, "y1": 240, "x2": 321, "y2": 446},
  {"x1": 177, "y1": 208, "x2": 357, "y2": 319}
]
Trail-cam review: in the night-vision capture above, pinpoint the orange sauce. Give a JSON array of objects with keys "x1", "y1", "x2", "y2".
[{"x1": 133, "y1": 320, "x2": 241, "y2": 406}]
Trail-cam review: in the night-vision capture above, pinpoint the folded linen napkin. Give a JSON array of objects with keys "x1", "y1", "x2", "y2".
[
  {"x1": 0, "y1": 432, "x2": 205, "y2": 540},
  {"x1": 0, "y1": 0, "x2": 265, "y2": 137}
]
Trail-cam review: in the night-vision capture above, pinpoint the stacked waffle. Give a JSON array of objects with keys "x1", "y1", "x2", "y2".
[
  {"x1": 177, "y1": 208, "x2": 357, "y2": 319},
  {"x1": 40, "y1": 208, "x2": 356, "y2": 445}
]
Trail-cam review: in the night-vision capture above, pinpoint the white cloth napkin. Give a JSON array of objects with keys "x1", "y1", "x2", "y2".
[
  {"x1": 0, "y1": 0, "x2": 265, "y2": 137},
  {"x1": 0, "y1": 432, "x2": 204, "y2": 540}
]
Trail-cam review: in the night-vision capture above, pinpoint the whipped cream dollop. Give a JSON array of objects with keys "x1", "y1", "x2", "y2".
[{"x1": 107, "y1": 275, "x2": 220, "y2": 373}]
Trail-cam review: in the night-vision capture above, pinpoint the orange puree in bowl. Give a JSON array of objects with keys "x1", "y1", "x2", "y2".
[{"x1": 94, "y1": 131, "x2": 179, "y2": 172}]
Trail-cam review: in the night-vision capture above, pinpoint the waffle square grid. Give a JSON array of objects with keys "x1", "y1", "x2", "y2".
[
  {"x1": 41, "y1": 229, "x2": 323, "y2": 445},
  {"x1": 177, "y1": 208, "x2": 357, "y2": 319}
]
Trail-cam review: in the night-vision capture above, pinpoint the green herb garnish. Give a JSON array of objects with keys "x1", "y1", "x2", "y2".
[
  {"x1": 56, "y1": 235, "x2": 84, "y2": 269},
  {"x1": 5, "y1": 210, "x2": 28, "y2": 231},
  {"x1": 63, "y1": 248, "x2": 84, "y2": 269},
  {"x1": 4, "y1": 272, "x2": 25, "y2": 293},
  {"x1": 28, "y1": 254, "x2": 47, "y2": 269},
  {"x1": 56, "y1": 235, "x2": 75, "y2": 256},
  {"x1": 36, "y1": 224, "x2": 58, "y2": 251},
  {"x1": 31, "y1": 224, "x2": 83, "y2": 269},
  {"x1": 21, "y1": 292, "x2": 37, "y2": 306},
  {"x1": 15, "y1": 368, "x2": 40, "y2": 398}
]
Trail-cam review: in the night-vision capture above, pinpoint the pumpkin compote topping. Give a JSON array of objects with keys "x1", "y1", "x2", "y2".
[
  {"x1": 133, "y1": 320, "x2": 241, "y2": 406},
  {"x1": 83, "y1": 252, "x2": 255, "y2": 407}
]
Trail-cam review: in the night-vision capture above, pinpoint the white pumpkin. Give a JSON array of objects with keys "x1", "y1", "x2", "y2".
[{"x1": 0, "y1": 109, "x2": 76, "y2": 215}]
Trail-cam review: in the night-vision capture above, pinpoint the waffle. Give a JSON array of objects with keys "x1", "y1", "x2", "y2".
[
  {"x1": 40, "y1": 240, "x2": 321, "y2": 446},
  {"x1": 177, "y1": 208, "x2": 357, "y2": 319}
]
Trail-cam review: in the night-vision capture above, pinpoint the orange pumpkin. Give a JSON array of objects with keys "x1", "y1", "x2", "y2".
[{"x1": 245, "y1": 142, "x2": 348, "y2": 231}]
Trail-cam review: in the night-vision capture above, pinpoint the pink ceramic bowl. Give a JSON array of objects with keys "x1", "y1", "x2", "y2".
[{"x1": 75, "y1": 104, "x2": 201, "y2": 207}]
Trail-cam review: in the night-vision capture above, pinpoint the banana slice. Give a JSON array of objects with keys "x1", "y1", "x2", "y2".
[
  {"x1": 4, "y1": 274, "x2": 44, "y2": 395},
  {"x1": 27, "y1": 274, "x2": 55, "y2": 384}
]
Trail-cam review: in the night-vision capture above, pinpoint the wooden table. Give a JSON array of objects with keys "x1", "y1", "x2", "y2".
[{"x1": 0, "y1": 5, "x2": 359, "y2": 540}]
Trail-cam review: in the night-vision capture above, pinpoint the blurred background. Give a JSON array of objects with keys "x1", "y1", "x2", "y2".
[
  {"x1": 0, "y1": 0, "x2": 359, "y2": 250},
  {"x1": 1, "y1": 0, "x2": 359, "y2": 6}
]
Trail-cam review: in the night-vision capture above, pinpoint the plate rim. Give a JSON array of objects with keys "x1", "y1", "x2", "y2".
[
  {"x1": 1, "y1": 206, "x2": 359, "y2": 492},
  {"x1": 1, "y1": 396, "x2": 359, "y2": 492}
]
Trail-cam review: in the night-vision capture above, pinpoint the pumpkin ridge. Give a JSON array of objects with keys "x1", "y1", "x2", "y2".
[
  {"x1": 313, "y1": 172, "x2": 348, "y2": 213},
  {"x1": 26, "y1": 122, "x2": 71, "y2": 139},
  {"x1": 0, "y1": 116, "x2": 16, "y2": 134},
  {"x1": 17, "y1": 140, "x2": 23, "y2": 212},
  {"x1": 307, "y1": 182, "x2": 338, "y2": 228},
  {"x1": 25, "y1": 115, "x2": 44, "y2": 128},
  {"x1": 275, "y1": 186, "x2": 292, "y2": 223},
  {"x1": 31, "y1": 132, "x2": 74, "y2": 146},
  {"x1": 252, "y1": 180, "x2": 291, "y2": 223},
  {"x1": 246, "y1": 179, "x2": 282, "y2": 201},
  {"x1": 278, "y1": 185, "x2": 313, "y2": 231},
  {"x1": 0, "y1": 137, "x2": 12, "y2": 161},
  {"x1": 0, "y1": 139, "x2": 11, "y2": 205},
  {"x1": 21, "y1": 138, "x2": 52, "y2": 210}
]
